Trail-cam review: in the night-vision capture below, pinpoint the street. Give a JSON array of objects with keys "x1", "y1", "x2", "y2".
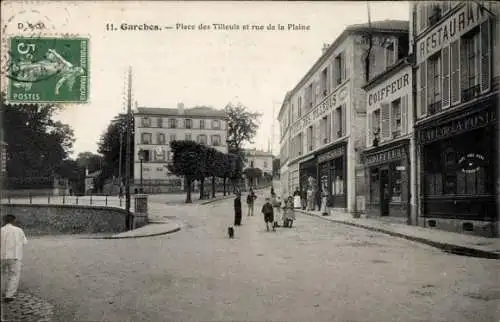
[{"x1": 18, "y1": 193, "x2": 499, "y2": 322}]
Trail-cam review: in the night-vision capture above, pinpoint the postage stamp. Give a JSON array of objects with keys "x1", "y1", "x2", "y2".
[{"x1": 6, "y1": 36, "x2": 89, "y2": 104}]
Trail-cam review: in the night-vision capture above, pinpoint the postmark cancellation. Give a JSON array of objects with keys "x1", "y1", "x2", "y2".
[{"x1": 6, "y1": 36, "x2": 89, "y2": 104}]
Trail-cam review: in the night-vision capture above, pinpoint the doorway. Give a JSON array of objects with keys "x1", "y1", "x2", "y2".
[{"x1": 380, "y1": 168, "x2": 390, "y2": 216}]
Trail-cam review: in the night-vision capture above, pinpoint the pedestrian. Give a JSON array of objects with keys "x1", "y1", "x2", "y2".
[
  {"x1": 293, "y1": 187, "x2": 301, "y2": 209},
  {"x1": 246, "y1": 188, "x2": 257, "y2": 216},
  {"x1": 234, "y1": 192, "x2": 242, "y2": 226},
  {"x1": 272, "y1": 194, "x2": 282, "y2": 228},
  {"x1": 1, "y1": 214, "x2": 28, "y2": 302},
  {"x1": 261, "y1": 197, "x2": 275, "y2": 232},
  {"x1": 283, "y1": 196, "x2": 296, "y2": 228}
]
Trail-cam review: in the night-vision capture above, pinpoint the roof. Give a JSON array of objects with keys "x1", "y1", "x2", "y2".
[
  {"x1": 136, "y1": 106, "x2": 226, "y2": 118},
  {"x1": 277, "y1": 19, "x2": 409, "y2": 119}
]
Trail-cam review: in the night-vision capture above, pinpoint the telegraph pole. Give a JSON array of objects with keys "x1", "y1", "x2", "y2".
[{"x1": 125, "y1": 66, "x2": 132, "y2": 229}]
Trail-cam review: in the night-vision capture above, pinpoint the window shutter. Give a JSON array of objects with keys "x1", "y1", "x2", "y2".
[
  {"x1": 332, "y1": 110, "x2": 338, "y2": 139},
  {"x1": 341, "y1": 53, "x2": 346, "y2": 82},
  {"x1": 331, "y1": 110, "x2": 336, "y2": 141},
  {"x1": 401, "y1": 94, "x2": 408, "y2": 135},
  {"x1": 418, "y1": 4, "x2": 427, "y2": 33},
  {"x1": 450, "y1": 40, "x2": 460, "y2": 105},
  {"x1": 459, "y1": 39, "x2": 468, "y2": 99},
  {"x1": 331, "y1": 61, "x2": 337, "y2": 88},
  {"x1": 326, "y1": 66, "x2": 331, "y2": 93},
  {"x1": 341, "y1": 104, "x2": 346, "y2": 137},
  {"x1": 417, "y1": 61, "x2": 427, "y2": 117},
  {"x1": 344, "y1": 52, "x2": 349, "y2": 80},
  {"x1": 367, "y1": 112, "x2": 373, "y2": 146},
  {"x1": 442, "y1": 46, "x2": 450, "y2": 109},
  {"x1": 315, "y1": 122, "x2": 321, "y2": 148},
  {"x1": 480, "y1": 20, "x2": 491, "y2": 93},
  {"x1": 381, "y1": 103, "x2": 390, "y2": 139}
]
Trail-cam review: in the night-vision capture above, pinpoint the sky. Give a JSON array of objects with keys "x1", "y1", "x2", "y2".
[{"x1": 2, "y1": 1, "x2": 409, "y2": 158}]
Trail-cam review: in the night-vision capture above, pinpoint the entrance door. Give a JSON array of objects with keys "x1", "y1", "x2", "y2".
[{"x1": 380, "y1": 168, "x2": 390, "y2": 216}]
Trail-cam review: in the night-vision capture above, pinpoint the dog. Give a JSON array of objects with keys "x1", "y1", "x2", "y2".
[{"x1": 228, "y1": 226, "x2": 234, "y2": 238}]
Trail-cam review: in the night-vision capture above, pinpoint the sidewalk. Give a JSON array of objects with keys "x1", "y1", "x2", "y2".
[
  {"x1": 1, "y1": 292, "x2": 54, "y2": 322},
  {"x1": 298, "y1": 209, "x2": 500, "y2": 259}
]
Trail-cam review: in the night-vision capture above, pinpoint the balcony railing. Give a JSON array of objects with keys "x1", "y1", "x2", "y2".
[
  {"x1": 428, "y1": 101, "x2": 442, "y2": 115},
  {"x1": 462, "y1": 84, "x2": 481, "y2": 103}
]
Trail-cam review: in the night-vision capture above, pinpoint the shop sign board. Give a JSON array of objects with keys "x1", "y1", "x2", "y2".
[
  {"x1": 365, "y1": 145, "x2": 406, "y2": 167},
  {"x1": 318, "y1": 145, "x2": 345, "y2": 164}
]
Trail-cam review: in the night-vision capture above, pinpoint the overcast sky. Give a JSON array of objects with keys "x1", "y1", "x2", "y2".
[{"x1": 2, "y1": 1, "x2": 409, "y2": 158}]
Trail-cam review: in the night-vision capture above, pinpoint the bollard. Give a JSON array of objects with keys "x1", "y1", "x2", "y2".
[
  {"x1": 105, "y1": 195, "x2": 108, "y2": 206},
  {"x1": 63, "y1": 193, "x2": 65, "y2": 205},
  {"x1": 29, "y1": 193, "x2": 32, "y2": 204},
  {"x1": 90, "y1": 194, "x2": 93, "y2": 205}
]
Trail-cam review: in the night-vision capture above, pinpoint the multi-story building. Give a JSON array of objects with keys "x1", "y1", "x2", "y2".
[
  {"x1": 411, "y1": 1, "x2": 499, "y2": 237},
  {"x1": 278, "y1": 20, "x2": 409, "y2": 213},
  {"x1": 134, "y1": 103, "x2": 227, "y2": 193},
  {"x1": 362, "y1": 24, "x2": 415, "y2": 222},
  {"x1": 243, "y1": 148, "x2": 273, "y2": 176}
]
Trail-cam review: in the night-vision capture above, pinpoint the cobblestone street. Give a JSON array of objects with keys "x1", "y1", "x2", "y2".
[{"x1": 9, "y1": 193, "x2": 500, "y2": 322}]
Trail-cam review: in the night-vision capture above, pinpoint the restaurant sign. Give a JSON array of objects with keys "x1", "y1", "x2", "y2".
[
  {"x1": 365, "y1": 145, "x2": 406, "y2": 167},
  {"x1": 318, "y1": 145, "x2": 345, "y2": 164},
  {"x1": 290, "y1": 85, "x2": 348, "y2": 137},
  {"x1": 418, "y1": 108, "x2": 496, "y2": 144}
]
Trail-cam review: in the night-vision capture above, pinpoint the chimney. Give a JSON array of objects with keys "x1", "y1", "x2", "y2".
[
  {"x1": 177, "y1": 102, "x2": 185, "y2": 114},
  {"x1": 322, "y1": 43, "x2": 330, "y2": 54}
]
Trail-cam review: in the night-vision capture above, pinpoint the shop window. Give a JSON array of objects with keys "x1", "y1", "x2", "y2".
[
  {"x1": 331, "y1": 157, "x2": 344, "y2": 196},
  {"x1": 390, "y1": 162, "x2": 402, "y2": 202}
]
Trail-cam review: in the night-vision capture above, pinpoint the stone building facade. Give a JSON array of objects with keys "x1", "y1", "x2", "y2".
[
  {"x1": 411, "y1": 1, "x2": 499, "y2": 237},
  {"x1": 133, "y1": 103, "x2": 228, "y2": 193},
  {"x1": 278, "y1": 20, "x2": 409, "y2": 213}
]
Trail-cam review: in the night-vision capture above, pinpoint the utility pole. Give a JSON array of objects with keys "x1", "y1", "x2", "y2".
[{"x1": 125, "y1": 66, "x2": 133, "y2": 229}]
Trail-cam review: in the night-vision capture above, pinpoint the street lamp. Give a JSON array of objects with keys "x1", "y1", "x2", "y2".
[{"x1": 138, "y1": 148, "x2": 145, "y2": 193}]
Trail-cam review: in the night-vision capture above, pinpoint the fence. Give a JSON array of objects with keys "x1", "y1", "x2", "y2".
[{"x1": 1, "y1": 193, "x2": 127, "y2": 208}]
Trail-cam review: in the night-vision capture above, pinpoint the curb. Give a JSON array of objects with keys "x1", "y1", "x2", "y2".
[
  {"x1": 298, "y1": 210, "x2": 499, "y2": 260},
  {"x1": 83, "y1": 224, "x2": 182, "y2": 240}
]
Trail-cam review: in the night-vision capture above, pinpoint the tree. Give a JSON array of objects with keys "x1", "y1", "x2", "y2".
[
  {"x1": 243, "y1": 167, "x2": 263, "y2": 187},
  {"x1": 97, "y1": 113, "x2": 134, "y2": 188},
  {"x1": 168, "y1": 140, "x2": 201, "y2": 203},
  {"x1": 224, "y1": 102, "x2": 262, "y2": 190},
  {"x1": 2, "y1": 94, "x2": 75, "y2": 186}
]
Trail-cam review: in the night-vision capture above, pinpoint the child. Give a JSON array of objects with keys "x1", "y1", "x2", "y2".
[
  {"x1": 283, "y1": 196, "x2": 296, "y2": 228},
  {"x1": 261, "y1": 197, "x2": 275, "y2": 232},
  {"x1": 272, "y1": 195, "x2": 282, "y2": 228}
]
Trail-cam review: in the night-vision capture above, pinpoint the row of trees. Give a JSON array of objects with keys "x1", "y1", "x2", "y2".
[{"x1": 168, "y1": 140, "x2": 243, "y2": 203}]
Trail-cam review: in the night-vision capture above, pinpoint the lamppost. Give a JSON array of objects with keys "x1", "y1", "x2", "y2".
[{"x1": 138, "y1": 148, "x2": 145, "y2": 193}]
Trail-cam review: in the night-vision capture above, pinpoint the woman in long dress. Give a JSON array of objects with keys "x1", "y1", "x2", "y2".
[{"x1": 293, "y1": 187, "x2": 301, "y2": 209}]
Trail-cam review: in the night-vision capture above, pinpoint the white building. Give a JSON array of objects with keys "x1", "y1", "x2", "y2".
[
  {"x1": 278, "y1": 20, "x2": 409, "y2": 213},
  {"x1": 133, "y1": 103, "x2": 228, "y2": 193},
  {"x1": 243, "y1": 148, "x2": 273, "y2": 175}
]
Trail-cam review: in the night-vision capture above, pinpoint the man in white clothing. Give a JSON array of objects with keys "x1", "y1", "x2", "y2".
[{"x1": 1, "y1": 214, "x2": 28, "y2": 302}]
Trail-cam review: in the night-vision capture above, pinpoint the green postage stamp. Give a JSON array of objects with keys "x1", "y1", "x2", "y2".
[{"x1": 7, "y1": 36, "x2": 89, "y2": 103}]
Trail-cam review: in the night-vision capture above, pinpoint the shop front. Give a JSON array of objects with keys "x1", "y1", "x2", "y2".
[
  {"x1": 416, "y1": 96, "x2": 498, "y2": 237},
  {"x1": 299, "y1": 156, "x2": 317, "y2": 195},
  {"x1": 316, "y1": 142, "x2": 347, "y2": 209},
  {"x1": 364, "y1": 140, "x2": 410, "y2": 218}
]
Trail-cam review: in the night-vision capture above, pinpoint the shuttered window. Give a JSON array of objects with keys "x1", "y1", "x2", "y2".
[
  {"x1": 442, "y1": 46, "x2": 451, "y2": 109},
  {"x1": 450, "y1": 40, "x2": 460, "y2": 105},
  {"x1": 418, "y1": 4, "x2": 428, "y2": 33},
  {"x1": 381, "y1": 103, "x2": 391, "y2": 139},
  {"x1": 417, "y1": 62, "x2": 427, "y2": 117},
  {"x1": 401, "y1": 94, "x2": 408, "y2": 135},
  {"x1": 427, "y1": 53, "x2": 442, "y2": 114},
  {"x1": 480, "y1": 20, "x2": 491, "y2": 93}
]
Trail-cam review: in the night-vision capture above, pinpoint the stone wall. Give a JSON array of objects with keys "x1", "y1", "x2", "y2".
[{"x1": 2, "y1": 204, "x2": 129, "y2": 236}]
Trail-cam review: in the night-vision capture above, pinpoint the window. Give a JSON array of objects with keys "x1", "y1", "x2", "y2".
[
  {"x1": 462, "y1": 28, "x2": 481, "y2": 102},
  {"x1": 141, "y1": 117, "x2": 151, "y2": 127},
  {"x1": 185, "y1": 119, "x2": 192, "y2": 129},
  {"x1": 157, "y1": 118, "x2": 163, "y2": 128},
  {"x1": 428, "y1": 4, "x2": 442, "y2": 27},
  {"x1": 264, "y1": 161, "x2": 268, "y2": 168},
  {"x1": 154, "y1": 148, "x2": 165, "y2": 161},
  {"x1": 390, "y1": 162, "x2": 402, "y2": 202},
  {"x1": 427, "y1": 52, "x2": 442, "y2": 114},
  {"x1": 372, "y1": 109, "x2": 381, "y2": 134},
  {"x1": 307, "y1": 126, "x2": 313, "y2": 151},
  {"x1": 142, "y1": 150, "x2": 151, "y2": 162},
  {"x1": 321, "y1": 116, "x2": 330, "y2": 144},
  {"x1": 185, "y1": 133, "x2": 192, "y2": 141},
  {"x1": 169, "y1": 134, "x2": 176, "y2": 142},
  {"x1": 335, "y1": 106, "x2": 343, "y2": 138},
  {"x1": 385, "y1": 41, "x2": 395, "y2": 68},
  {"x1": 334, "y1": 52, "x2": 345, "y2": 85},
  {"x1": 157, "y1": 133, "x2": 165, "y2": 144},
  {"x1": 169, "y1": 119, "x2": 177, "y2": 129},
  {"x1": 321, "y1": 67, "x2": 328, "y2": 96},
  {"x1": 211, "y1": 135, "x2": 221, "y2": 146},
  {"x1": 199, "y1": 119, "x2": 205, "y2": 129},
  {"x1": 298, "y1": 96, "x2": 302, "y2": 117},
  {"x1": 331, "y1": 157, "x2": 344, "y2": 196},
  {"x1": 212, "y1": 120, "x2": 221, "y2": 129},
  {"x1": 306, "y1": 84, "x2": 313, "y2": 109},
  {"x1": 141, "y1": 133, "x2": 152, "y2": 144},
  {"x1": 197, "y1": 134, "x2": 207, "y2": 144},
  {"x1": 391, "y1": 98, "x2": 402, "y2": 137}
]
